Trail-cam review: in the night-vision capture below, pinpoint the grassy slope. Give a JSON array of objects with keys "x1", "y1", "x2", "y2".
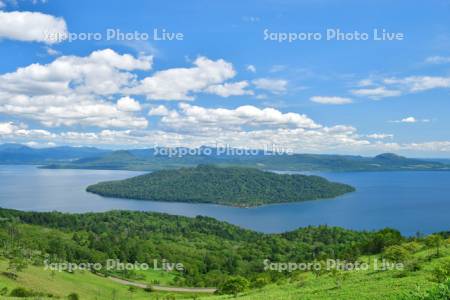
[
  {"x1": 0, "y1": 259, "x2": 148, "y2": 299},
  {"x1": 200, "y1": 246, "x2": 449, "y2": 300},
  {"x1": 0, "y1": 259, "x2": 204, "y2": 300},
  {"x1": 0, "y1": 245, "x2": 448, "y2": 299}
]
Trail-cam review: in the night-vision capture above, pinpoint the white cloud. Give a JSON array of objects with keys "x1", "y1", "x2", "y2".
[
  {"x1": 384, "y1": 76, "x2": 450, "y2": 92},
  {"x1": 116, "y1": 96, "x2": 141, "y2": 112},
  {"x1": 0, "y1": 49, "x2": 151, "y2": 128},
  {"x1": 310, "y1": 96, "x2": 353, "y2": 105},
  {"x1": 390, "y1": 117, "x2": 430, "y2": 124},
  {"x1": 352, "y1": 75, "x2": 450, "y2": 99},
  {"x1": 0, "y1": 121, "x2": 17, "y2": 135},
  {"x1": 45, "y1": 46, "x2": 60, "y2": 56},
  {"x1": 400, "y1": 117, "x2": 416, "y2": 123},
  {"x1": 129, "y1": 56, "x2": 236, "y2": 100},
  {"x1": 148, "y1": 105, "x2": 170, "y2": 116},
  {"x1": 0, "y1": 10, "x2": 67, "y2": 44},
  {"x1": 157, "y1": 103, "x2": 321, "y2": 133},
  {"x1": 366, "y1": 133, "x2": 394, "y2": 139},
  {"x1": 246, "y1": 65, "x2": 256, "y2": 73},
  {"x1": 0, "y1": 48, "x2": 152, "y2": 96},
  {"x1": 351, "y1": 87, "x2": 402, "y2": 99},
  {"x1": 252, "y1": 78, "x2": 287, "y2": 94},
  {"x1": 425, "y1": 56, "x2": 450, "y2": 64},
  {"x1": 204, "y1": 81, "x2": 253, "y2": 97},
  {"x1": 2, "y1": 106, "x2": 449, "y2": 156},
  {"x1": 0, "y1": 121, "x2": 54, "y2": 138}
]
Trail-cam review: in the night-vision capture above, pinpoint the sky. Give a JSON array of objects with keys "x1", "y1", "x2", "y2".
[{"x1": 0, "y1": 0, "x2": 450, "y2": 157}]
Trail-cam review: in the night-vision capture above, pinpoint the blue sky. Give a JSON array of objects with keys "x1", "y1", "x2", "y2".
[{"x1": 1, "y1": 0, "x2": 450, "y2": 156}]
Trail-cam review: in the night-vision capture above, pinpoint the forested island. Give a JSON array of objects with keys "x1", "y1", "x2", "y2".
[{"x1": 86, "y1": 165, "x2": 355, "y2": 207}]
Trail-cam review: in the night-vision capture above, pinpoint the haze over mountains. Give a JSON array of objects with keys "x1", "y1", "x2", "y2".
[{"x1": 1, "y1": 143, "x2": 449, "y2": 172}]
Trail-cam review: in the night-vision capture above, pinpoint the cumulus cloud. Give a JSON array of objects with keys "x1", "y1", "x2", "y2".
[
  {"x1": 252, "y1": 78, "x2": 288, "y2": 94},
  {"x1": 155, "y1": 103, "x2": 321, "y2": 134},
  {"x1": 204, "y1": 81, "x2": 253, "y2": 97},
  {"x1": 116, "y1": 96, "x2": 141, "y2": 112},
  {"x1": 129, "y1": 56, "x2": 236, "y2": 100},
  {"x1": 1, "y1": 104, "x2": 449, "y2": 156},
  {"x1": 0, "y1": 49, "x2": 151, "y2": 128},
  {"x1": 0, "y1": 10, "x2": 67, "y2": 44},
  {"x1": 0, "y1": 48, "x2": 152, "y2": 96},
  {"x1": 0, "y1": 121, "x2": 17, "y2": 135},
  {"x1": 310, "y1": 96, "x2": 353, "y2": 105},
  {"x1": 148, "y1": 105, "x2": 170, "y2": 116},
  {"x1": 0, "y1": 121, "x2": 53, "y2": 138}
]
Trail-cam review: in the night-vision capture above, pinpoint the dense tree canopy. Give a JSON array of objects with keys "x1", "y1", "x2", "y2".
[
  {"x1": 86, "y1": 165, "x2": 355, "y2": 207},
  {"x1": 0, "y1": 208, "x2": 403, "y2": 288}
]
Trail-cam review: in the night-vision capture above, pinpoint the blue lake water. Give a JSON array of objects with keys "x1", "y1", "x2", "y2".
[{"x1": 0, "y1": 165, "x2": 449, "y2": 235}]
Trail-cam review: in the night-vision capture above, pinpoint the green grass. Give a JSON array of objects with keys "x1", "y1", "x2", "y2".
[
  {"x1": 0, "y1": 240, "x2": 448, "y2": 299},
  {"x1": 199, "y1": 245, "x2": 450, "y2": 300},
  {"x1": 0, "y1": 260, "x2": 204, "y2": 299}
]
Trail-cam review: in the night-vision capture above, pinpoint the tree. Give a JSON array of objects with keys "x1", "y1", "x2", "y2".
[
  {"x1": 426, "y1": 235, "x2": 444, "y2": 257},
  {"x1": 7, "y1": 256, "x2": 28, "y2": 279},
  {"x1": 311, "y1": 261, "x2": 328, "y2": 278},
  {"x1": 431, "y1": 260, "x2": 450, "y2": 283},
  {"x1": 219, "y1": 276, "x2": 250, "y2": 297},
  {"x1": 330, "y1": 269, "x2": 349, "y2": 289},
  {"x1": 384, "y1": 245, "x2": 411, "y2": 263},
  {"x1": 252, "y1": 276, "x2": 269, "y2": 289}
]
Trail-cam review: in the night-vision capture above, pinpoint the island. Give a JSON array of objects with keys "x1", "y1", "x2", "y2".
[{"x1": 86, "y1": 164, "x2": 355, "y2": 207}]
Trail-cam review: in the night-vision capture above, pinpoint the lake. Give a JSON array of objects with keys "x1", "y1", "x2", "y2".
[{"x1": 0, "y1": 165, "x2": 449, "y2": 235}]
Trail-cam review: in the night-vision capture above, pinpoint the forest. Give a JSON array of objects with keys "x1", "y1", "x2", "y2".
[
  {"x1": 86, "y1": 165, "x2": 355, "y2": 207},
  {"x1": 0, "y1": 208, "x2": 449, "y2": 299}
]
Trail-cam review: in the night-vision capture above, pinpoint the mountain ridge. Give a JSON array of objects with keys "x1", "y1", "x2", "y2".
[{"x1": 1, "y1": 144, "x2": 449, "y2": 172}]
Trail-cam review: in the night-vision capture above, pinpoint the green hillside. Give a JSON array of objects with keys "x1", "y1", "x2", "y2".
[
  {"x1": 201, "y1": 247, "x2": 450, "y2": 300},
  {"x1": 0, "y1": 208, "x2": 449, "y2": 299},
  {"x1": 1, "y1": 245, "x2": 449, "y2": 299}
]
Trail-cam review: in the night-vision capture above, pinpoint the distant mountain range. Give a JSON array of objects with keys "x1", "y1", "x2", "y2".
[
  {"x1": 1, "y1": 143, "x2": 449, "y2": 172},
  {"x1": 0, "y1": 143, "x2": 109, "y2": 164}
]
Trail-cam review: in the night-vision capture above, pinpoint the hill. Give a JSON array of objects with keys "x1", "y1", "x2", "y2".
[
  {"x1": 0, "y1": 208, "x2": 448, "y2": 299},
  {"x1": 45, "y1": 148, "x2": 450, "y2": 172},
  {"x1": 86, "y1": 165, "x2": 355, "y2": 207},
  {"x1": 1, "y1": 143, "x2": 448, "y2": 172}
]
